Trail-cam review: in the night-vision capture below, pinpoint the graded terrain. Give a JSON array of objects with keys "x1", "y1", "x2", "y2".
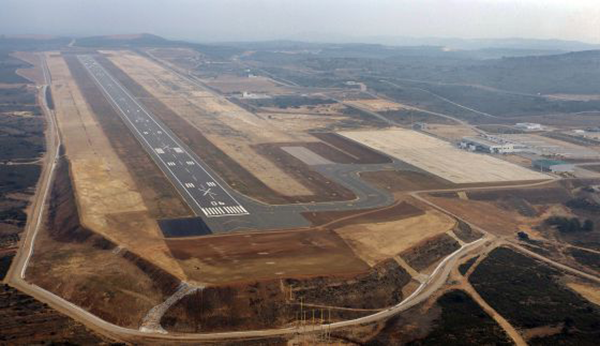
[{"x1": 2, "y1": 34, "x2": 600, "y2": 344}]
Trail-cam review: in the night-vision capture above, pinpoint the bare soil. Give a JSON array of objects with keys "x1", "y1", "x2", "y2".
[
  {"x1": 160, "y1": 258, "x2": 411, "y2": 333},
  {"x1": 335, "y1": 209, "x2": 456, "y2": 267},
  {"x1": 341, "y1": 128, "x2": 549, "y2": 183},
  {"x1": 166, "y1": 229, "x2": 370, "y2": 284},
  {"x1": 312, "y1": 132, "x2": 392, "y2": 164},
  {"x1": 49, "y1": 52, "x2": 186, "y2": 277},
  {"x1": 64, "y1": 54, "x2": 191, "y2": 220},
  {"x1": 11, "y1": 51, "x2": 45, "y2": 85},
  {"x1": 105, "y1": 51, "x2": 314, "y2": 197},
  {"x1": 206, "y1": 74, "x2": 285, "y2": 94},
  {"x1": 28, "y1": 158, "x2": 180, "y2": 328},
  {"x1": 423, "y1": 124, "x2": 479, "y2": 141},
  {"x1": 361, "y1": 169, "x2": 453, "y2": 192},
  {"x1": 302, "y1": 200, "x2": 423, "y2": 227},
  {"x1": 254, "y1": 143, "x2": 356, "y2": 202},
  {"x1": 97, "y1": 55, "x2": 320, "y2": 204}
]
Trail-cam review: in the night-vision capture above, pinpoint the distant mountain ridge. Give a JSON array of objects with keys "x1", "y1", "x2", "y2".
[{"x1": 286, "y1": 32, "x2": 600, "y2": 52}]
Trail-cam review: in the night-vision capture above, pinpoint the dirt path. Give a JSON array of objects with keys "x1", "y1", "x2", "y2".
[
  {"x1": 508, "y1": 242, "x2": 600, "y2": 284},
  {"x1": 462, "y1": 282, "x2": 527, "y2": 346}
]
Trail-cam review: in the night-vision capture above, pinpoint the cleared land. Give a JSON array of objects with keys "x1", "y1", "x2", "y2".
[
  {"x1": 206, "y1": 74, "x2": 284, "y2": 94},
  {"x1": 424, "y1": 124, "x2": 479, "y2": 141},
  {"x1": 567, "y1": 282, "x2": 600, "y2": 306},
  {"x1": 302, "y1": 200, "x2": 423, "y2": 227},
  {"x1": 361, "y1": 169, "x2": 453, "y2": 192},
  {"x1": 11, "y1": 51, "x2": 45, "y2": 84},
  {"x1": 46, "y1": 52, "x2": 185, "y2": 278},
  {"x1": 340, "y1": 128, "x2": 549, "y2": 183},
  {"x1": 105, "y1": 50, "x2": 314, "y2": 197},
  {"x1": 345, "y1": 98, "x2": 406, "y2": 112},
  {"x1": 166, "y1": 229, "x2": 370, "y2": 284},
  {"x1": 335, "y1": 209, "x2": 456, "y2": 266},
  {"x1": 28, "y1": 158, "x2": 179, "y2": 328},
  {"x1": 281, "y1": 146, "x2": 333, "y2": 165}
]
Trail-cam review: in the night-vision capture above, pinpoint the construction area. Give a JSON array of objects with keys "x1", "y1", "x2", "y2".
[
  {"x1": 3, "y1": 38, "x2": 599, "y2": 346},
  {"x1": 340, "y1": 128, "x2": 550, "y2": 183}
]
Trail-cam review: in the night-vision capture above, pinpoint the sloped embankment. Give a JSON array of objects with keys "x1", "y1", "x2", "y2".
[
  {"x1": 161, "y1": 258, "x2": 411, "y2": 333},
  {"x1": 28, "y1": 157, "x2": 180, "y2": 327}
]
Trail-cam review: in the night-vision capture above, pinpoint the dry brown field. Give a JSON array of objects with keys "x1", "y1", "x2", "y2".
[
  {"x1": 345, "y1": 98, "x2": 406, "y2": 112},
  {"x1": 424, "y1": 189, "x2": 573, "y2": 237},
  {"x1": 206, "y1": 74, "x2": 285, "y2": 93},
  {"x1": 45, "y1": 52, "x2": 186, "y2": 278},
  {"x1": 303, "y1": 200, "x2": 423, "y2": 227},
  {"x1": 334, "y1": 209, "x2": 456, "y2": 266},
  {"x1": 566, "y1": 282, "x2": 600, "y2": 305},
  {"x1": 254, "y1": 111, "x2": 349, "y2": 133},
  {"x1": 166, "y1": 229, "x2": 370, "y2": 284},
  {"x1": 424, "y1": 124, "x2": 478, "y2": 141},
  {"x1": 259, "y1": 102, "x2": 347, "y2": 116},
  {"x1": 28, "y1": 159, "x2": 176, "y2": 328},
  {"x1": 360, "y1": 170, "x2": 453, "y2": 192},
  {"x1": 144, "y1": 47, "x2": 202, "y2": 70},
  {"x1": 11, "y1": 51, "x2": 45, "y2": 84},
  {"x1": 340, "y1": 128, "x2": 550, "y2": 183},
  {"x1": 105, "y1": 50, "x2": 315, "y2": 197}
]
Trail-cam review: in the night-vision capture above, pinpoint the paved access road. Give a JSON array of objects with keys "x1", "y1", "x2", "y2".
[{"x1": 78, "y1": 55, "x2": 248, "y2": 218}]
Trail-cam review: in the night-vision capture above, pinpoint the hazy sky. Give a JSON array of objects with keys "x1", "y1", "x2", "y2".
[{"x1": 1, "y1": 0, "x2": 599, "y2": 43}]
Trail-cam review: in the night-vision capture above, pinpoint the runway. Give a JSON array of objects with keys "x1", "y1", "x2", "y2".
[
  {"x1": 78, "y1": 55, "x2": 248, "y2": 218},
  {"x1": 77, "y1": 54, "x2": 410, "y2": 233}
]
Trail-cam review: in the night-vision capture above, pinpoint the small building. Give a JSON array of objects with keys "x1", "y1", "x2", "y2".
[
  {"x1": 515, "y1": 122, "x2": 542, "y2": 131},
  {"x1": 460, "y1": 137, "x2": 516, "y2": 154},
  {"x1": 532, "y1": 159, "x2": 574, "y2": 173},
  {"x1": 413, "y1": 122, "x2": 428, "y2": 130}
]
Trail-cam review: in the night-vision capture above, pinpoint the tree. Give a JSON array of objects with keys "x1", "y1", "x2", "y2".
[
  {"x1": 567, "y1": 218, "x2": 581, "y2": 233},
  {"x1": 583, "y1": 219, "x2": 594, "y2": 232},
  {"x1": 517, "y1": 231, "x2": 529, "y2": 241}
]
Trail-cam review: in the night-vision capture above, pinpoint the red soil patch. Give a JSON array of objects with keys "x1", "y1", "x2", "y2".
[{"x1": 166, "y1": 229, "x2": 370, "y2": 284}]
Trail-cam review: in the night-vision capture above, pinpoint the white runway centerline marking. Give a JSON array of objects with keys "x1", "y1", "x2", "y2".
[{"x1": 78, "y1": 55, "x2": 250, "y2": 219}]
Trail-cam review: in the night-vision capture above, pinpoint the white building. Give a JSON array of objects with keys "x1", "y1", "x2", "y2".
[
  {"x1": 515, "y1": 122, "x2": 542, "y2": 131},
  {"x1": 460, "y1": 137, "x2": 516, "y2": 154}
]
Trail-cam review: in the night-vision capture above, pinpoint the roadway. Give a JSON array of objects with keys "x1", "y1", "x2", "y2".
[
  {"x1": 8, "y1": 55, "x2": 599, "y2": 341},
  {"x1": 77, "y1": 54, "x2": 405, "y2": 233},
  {"x1": 4, "y1": 55, "x2": 489, "y2": 343}
]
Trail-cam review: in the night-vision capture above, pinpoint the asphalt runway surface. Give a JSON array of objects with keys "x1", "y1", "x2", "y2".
[
  {"x1": 78, "y1": 54, "x2": 411, "y2": 233},
  {"x1": 79, "y1": 55, "x2": 249, "y2": 218}
]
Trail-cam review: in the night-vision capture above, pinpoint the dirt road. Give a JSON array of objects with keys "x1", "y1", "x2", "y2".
[{"x1": 6, "y1": 54, "x2": 61, "y2": 282}]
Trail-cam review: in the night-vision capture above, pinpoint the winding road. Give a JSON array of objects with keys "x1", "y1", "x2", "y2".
[{"x1": 6, "y1": 53, "x2": 600, "y2": 344}]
